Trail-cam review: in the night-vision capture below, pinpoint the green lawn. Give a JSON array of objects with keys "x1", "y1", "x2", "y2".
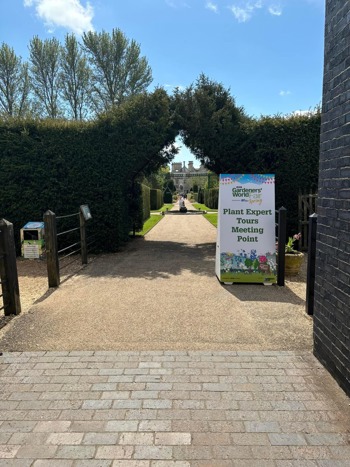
[
  {"x1": 133, "y1": 215, "x2": 164, "y2": 236},
  {"x1": 203, "y1": 213, "x2": 218, "y2": 227},
  {"x1": 192, "y1": 203, "x2": 218, "y2": 212},
  {"x1": 151, "y1": 204, "x2": 174, "y2": 213}
]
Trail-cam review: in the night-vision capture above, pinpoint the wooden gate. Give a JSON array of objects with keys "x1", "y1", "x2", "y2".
[{"x1": 298, "y1": 191, "x2": 318, "y2": 250}]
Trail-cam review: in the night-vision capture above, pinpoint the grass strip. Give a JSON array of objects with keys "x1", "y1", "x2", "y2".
[
  {"x1": 204, "y1": 213, "x2": 217, "y2": 227},
  {"x1": 151, "y1": 204, "x2": 174, "y2": 213},
  {"x1": 134, "y1": 215, "x2": 164, "y2": 236},
  {"x1": 192, "y1": 203, "x2": 218, "y2": 212}
]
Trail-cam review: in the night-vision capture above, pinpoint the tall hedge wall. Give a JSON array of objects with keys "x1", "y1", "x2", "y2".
[
  {"x1": 204, "y1": 188, "x2": 219, "y2": 210},
  {"x1": 150, "y1": 189, "x2": 163, "y2": 210},
  {"x1": 242, "y1": 113, "x2": 321, "y2": 233},
  {"x1": 0, "y1": 89, "x2": 177, "y2": 252},
  {"x1": 142, "y1": 185, "x2": 151, "y2": 222}
]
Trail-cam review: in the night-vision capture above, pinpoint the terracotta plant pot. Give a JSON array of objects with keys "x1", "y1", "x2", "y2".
[{"x1": 285, "y1": 252, "x2": 304, "y2": 275}]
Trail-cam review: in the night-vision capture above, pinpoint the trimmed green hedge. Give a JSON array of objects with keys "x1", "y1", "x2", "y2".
[
  {"x1": 142, "y1": 184, "x2": 151, "y2": 221},
  {"x1": 150, "y1": 189, "x2": 163, "y2": 210},
  {"x1": 244, "y1": 113, "x2": 321, "y2": 232},
  {"x1": 204, "y1": 188, "x2": 219, "y2": 209},
  {"x1": 0, "y1": 89, "x2": 177, "y2": 252}
]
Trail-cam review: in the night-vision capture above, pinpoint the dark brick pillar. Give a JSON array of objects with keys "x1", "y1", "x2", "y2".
[{"x1": 314, "y1": 0, "x2": 350, "y2": 396}]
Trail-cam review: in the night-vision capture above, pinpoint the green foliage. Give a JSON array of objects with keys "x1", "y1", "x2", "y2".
[
  {"x1": 173, "y1": 74, "x2": 250, "y2": 174},
  {"x1": 29, "y1": 36, "x2": 61, "y2": 118},
  {"x1": 203, "y1": 188, "x2": 219, "y2": 209},
  {"x1": 60, "y1": 34, "x2": 91, "y2": 120},
  {"x1": 82, "y1": 28, "x2": 152, "y2": 112},
  {"x1": 163, "y1": 189, "x2": 173, "y2": 203},
  {"x1": 150, "y1": 189, "x2": 163, "y2": 210},
  {"x1": 244, "y1": 112, "x2": 321, "y2": 231},
  {"x1": 134, "y1": 214, "x2": 163, "y2": 236},
  {"x1": 0, "y1": 89, "x2": 176, "y2": 252},
  {"x1": 203, "y1": 212, "x2": 217, "y2": 227},
  {"x1": 142, "y1": 184, "x2": 151, "y2": 222},
  {"x1": 0, "y1": 43, "x2": 30, "y2": 118}
]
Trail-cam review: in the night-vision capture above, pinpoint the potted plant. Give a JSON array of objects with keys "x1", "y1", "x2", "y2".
[{"x1": 285, "y1": 233, "x2": 304, "y2": 275}]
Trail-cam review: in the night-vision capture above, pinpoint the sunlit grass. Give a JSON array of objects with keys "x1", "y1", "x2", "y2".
[
  {"x1": 151, "y1": 204, "x2": 174, "y2": 213},
  {"x1": 192, "y1": 203, "x2": 218, "y2": 212},
  {"x1": 133, "y1": 215, "x2": 164, "y2": 236},
  {"x1": 204, "y1": 213, "x2": 217, "y2": 227}
]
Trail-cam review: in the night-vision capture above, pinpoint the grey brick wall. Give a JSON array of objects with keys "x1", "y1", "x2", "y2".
[{"x1": 314, "y1": 0, "x2": 350, "y2": 396}]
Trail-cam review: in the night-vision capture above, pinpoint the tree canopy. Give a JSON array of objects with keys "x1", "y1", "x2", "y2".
[{"x1": 173, "y1": 74, "x2": 252, "y2": 174}]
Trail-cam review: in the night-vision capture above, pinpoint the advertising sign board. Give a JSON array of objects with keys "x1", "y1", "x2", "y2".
[{"x1": 215, "y1": 174, "x2": 277, "y2": 284}]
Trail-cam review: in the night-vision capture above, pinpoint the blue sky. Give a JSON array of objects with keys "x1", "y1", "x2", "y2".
[{"x1": 0, "y1": 0, "x2": 325, "y2": 166}]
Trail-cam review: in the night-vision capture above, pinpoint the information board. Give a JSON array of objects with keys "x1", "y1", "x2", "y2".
[{"x1": 215, "y1": 174, "x2": 277, "y2": 284}]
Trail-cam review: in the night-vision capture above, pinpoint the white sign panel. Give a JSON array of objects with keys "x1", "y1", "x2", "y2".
[{"x1": 215, "y1": 174, "x2": 277, "y2": 284}]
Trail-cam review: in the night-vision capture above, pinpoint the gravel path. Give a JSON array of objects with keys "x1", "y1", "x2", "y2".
[{"x1": 0, "y1": 203, "x2": 312, "y2": 351}]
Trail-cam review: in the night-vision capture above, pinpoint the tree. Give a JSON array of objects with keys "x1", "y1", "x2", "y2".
[
  {"x1": 173, "y1": 74, "x2": 253, "y2": 174},
  {"x1": 29, "y1": 36, "x2": 61, "y2": 118},
  {"x1": 59, "y1": 34, "x2": 92, "y2": 120},
  {"x1": 0, "y1": 43, "x2": 30, "y2": 117},
  {"x1": 82, "y1": 28, "x2": 153, "y2": 112}
]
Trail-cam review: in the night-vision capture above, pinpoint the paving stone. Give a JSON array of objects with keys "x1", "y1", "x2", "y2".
[
  {"x1": 0, "y1": 445, "x2": 20, "y2": 458},
  {"x1": 54, "y1": 445, "x2": 96, "y2": 459},
  {"x1": 0, "y1": 351, "x2": 348, "y2": 465},
  {"x1": 16, "y1": 445, "x2": 57, "y2": 459},
  {"x1": 154, "y1": 433, "x2": 191, "y2": 445},
  {"x1": 105, "y1": 421, "x2": 138, "y2": 432},
  {"x1": 134, "y1": 446, "x2": 173, "y2": 460},
  {"x1": 139, "y1": 421, "x2": 172, "y2": 432},
  {"x1": 152, "y1": 462, "x2": 189, "y2": 467},
  {"x1": 119, "y1": 433, "x2": 154, "y2": 445},
  {"x1": 95, "y1": 445, "x2": 133, "y2": 459},
  {"x1": 112, "y1": 462, "x2": 149, "y2": 467},
  {"x1": 33, "y1": 461, "x2": 74, "y2": 466},
  {"x1": 82, "y1": 400, "x2": 112, "y2": 410},
  {"x1": 268, "y1": 433, "x2": 307, "y2": 446},
  {"x1": 46, "y1": 432, "x2": 84, "y2": 445}
]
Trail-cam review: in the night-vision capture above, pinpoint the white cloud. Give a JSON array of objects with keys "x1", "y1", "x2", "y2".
[
  {"x1": 268, "y1": 5, "x2": 282, "y2": 16},
  {"x1": 164, "y1": 84, "x2": 185, "y2": 91},
  {"x1": 23, "y1": 0, "x2": 94, "y2": 34},
  {"x1": 206, "y1": 2, "x2": 218, "y2": 13},
  {"x1": 291, "y1": 109, "x2": 317, "y2": 117},
  {"x1": 279, "y1": 90, "x2": 291, "y2": 96},
  {"x1": 229, "y1": 2, "x2": 263, "y2": 22},
  {"x1": 229, "y1": 1, "x2": 283, "y2": 22}
]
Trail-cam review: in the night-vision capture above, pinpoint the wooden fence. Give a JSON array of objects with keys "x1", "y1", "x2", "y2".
[
  {"x1": 44, "y1": 205, "x2": 94, "y2": 287},
  {"x1": 0, "y1": 219, "x2": 21, "y2": 315},
  {"x1": 298, "y1": 192, "x2": 318, "y2": 250}
]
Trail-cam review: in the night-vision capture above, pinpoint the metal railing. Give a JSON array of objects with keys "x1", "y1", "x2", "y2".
[
  {"x1": 44, "y1": 205, "x2": 94, "y2": 287},
  {"x1": 0, "y1": 219, "x2": 21, "y2": 315}
]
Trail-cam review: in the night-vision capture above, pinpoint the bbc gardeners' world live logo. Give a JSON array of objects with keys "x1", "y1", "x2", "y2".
[
  {"x1": 232, "y1": 186, "x2": 262, "y2": 203},
  {"x1": 232, "y1": 186, "x2": 262, "y2": 199}
]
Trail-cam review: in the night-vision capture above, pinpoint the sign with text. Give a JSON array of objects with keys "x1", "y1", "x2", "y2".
[{"x1": 215, "y1": 174, "x2": 277, "y2": 284}]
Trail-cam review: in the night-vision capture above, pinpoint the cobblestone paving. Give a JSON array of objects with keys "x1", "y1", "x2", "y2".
[{"x1": 0, "y1": 350, "x2": 349, "y2": 466}]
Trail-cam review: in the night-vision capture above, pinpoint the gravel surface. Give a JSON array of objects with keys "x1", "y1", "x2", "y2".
[{"x1": 0, "y1": 202, "x2": 312, "y2": 351}]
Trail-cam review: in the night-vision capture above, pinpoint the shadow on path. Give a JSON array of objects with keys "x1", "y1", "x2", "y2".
[{"x1": 0, "y1": 215, "x2": 312, "y2": 352}]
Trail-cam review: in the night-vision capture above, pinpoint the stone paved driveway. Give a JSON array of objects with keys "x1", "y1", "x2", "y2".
[{"x1": 0, "y1": 350, "x2": 349, "y2": 466}]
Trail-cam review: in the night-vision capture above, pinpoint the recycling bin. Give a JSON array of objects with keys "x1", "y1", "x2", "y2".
[{"x1": 20, "y1": 222, "x2": 45, "y2": 259}]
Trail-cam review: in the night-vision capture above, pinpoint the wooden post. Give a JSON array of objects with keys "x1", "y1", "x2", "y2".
[
  {"x1": 0, "y1": 219, "x2": 21, "y2": 315},
  {"x1": 306, "y1": 213, "x2": 317, "y2": 315},
  {"x1": 44, "y1": 210, "x2": 60, "y2": 287},
  {"x1": 277, "y1": 207, "x2": 287, "y2": 287},
  {"x1": 79, "y1": 207, "x2": 87, "y2": 265}
]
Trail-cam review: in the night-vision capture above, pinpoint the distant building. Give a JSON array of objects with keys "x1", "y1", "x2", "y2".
[{"x1": 170, "y1": 161, "x2": 208, "y2": 193}]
